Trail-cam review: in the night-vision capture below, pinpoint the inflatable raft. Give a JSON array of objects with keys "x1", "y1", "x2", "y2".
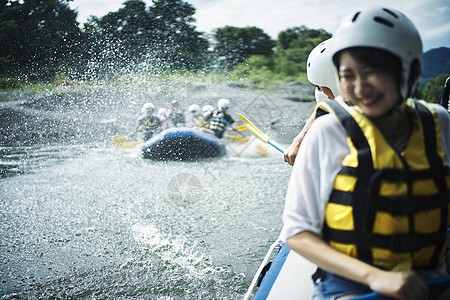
[
  {"x1": 247, "y1": 240, "x2": 450, "y2": 299},
  {"x1": 141, "y1": 127, "x2": 226, "y2": 160},
  {"x1": 245, "y1": 240, "x2": 316, "y2": 300}
]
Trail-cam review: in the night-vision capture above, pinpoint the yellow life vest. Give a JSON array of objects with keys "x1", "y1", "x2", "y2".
[
  {"x1": 318, "y1": 98, "x2": 450, "y2": 271},
  {"x1": 196, "y1": 117, "x2": 210, "y2": 128},
  {"x1": 140, "y1": 116, "x2": 160, "y2": 132}
]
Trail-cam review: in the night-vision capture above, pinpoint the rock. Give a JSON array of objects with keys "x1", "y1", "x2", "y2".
[{"x1": 276, "y1": 82, "x2": 315, "y2": 102}]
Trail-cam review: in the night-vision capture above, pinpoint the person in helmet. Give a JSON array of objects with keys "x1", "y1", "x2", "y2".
[
  {"x1": 280, "y1": 7, "x2": 450, "y2": 299},
  {"x1": 307, "y1": 38, "x2": 339, "y2": 103},
  {"x1": 167, "y1": 100, "x2": 185, "y2": 127},
  {"x1": 185, "y1": 104, "x2": 202, "y2": 128},
  {"x1": 284, "y1": 38, "x2": 339, "y2": 165},
  {"x1": 130, "y1": 103, "x2": 163, "y2": 141},
  {"x1": 157, "y1": 107, "x2": 170, "y2": 130},
  {"x1": 194, "y1": 104, "x2": 215, "y2": 135},
  {"x1": 207, "y1": 98, "x2": 235, "y2": 138},
  {"x1": 202, "y1": 105, "x2": 215, "y2": 123}
]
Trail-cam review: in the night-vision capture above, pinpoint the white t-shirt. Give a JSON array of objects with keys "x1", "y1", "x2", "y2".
[{"x1": 279, "y1": 103, "x2": 450, "y2": 242}]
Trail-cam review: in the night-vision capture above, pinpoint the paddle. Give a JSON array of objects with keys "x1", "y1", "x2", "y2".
[
  {"x1": 238, "y1": 113, "x2": 285, "y2": 153},
  {"x1": 236, "y1": 124, "x2": 248, "y2": 131},
  {"x1": 110, "y1": 129, "x2": 159, "y2": 148},
  {"x1": 223, "y1": 132, "x2": 267, "y2": 154},
  {"x1": 109, "y1": 135, "x2": 141, "y2": 148},
  {"x1": 219, "y1": 115, "x2": 248, "y2": 139},
  {"x1": 350, "y1": 276, "x2": 450, "y2": 300},
  {"x1": 140, "y1": 128, "x2": 159, "y2": 135},
  {"x1": 256, "y1": 144, "x2": 268, "y2": 155},
  {"x1": 224, "y1": 134, "x2": 249, "y2": 144}
]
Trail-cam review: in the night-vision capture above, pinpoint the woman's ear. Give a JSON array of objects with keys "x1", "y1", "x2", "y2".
[{"x1": 407, "y1": 59, "x2": 421, "y2": 98}]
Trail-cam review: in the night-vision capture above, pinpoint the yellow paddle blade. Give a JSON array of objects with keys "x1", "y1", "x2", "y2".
[
  {"x1": 238, "y1": 114, "x2": 269, "y2": 144},
  {"x1": 236, "y1": 125, "x2": 248, "y2": 131},
  {"x1": 224, "y1": 134, "x2": 249, "y2": 144},
  {"x1": 110, "y1": 135, "x2": 127, "y2": 142},
  {"x1": 110, "y1": 135, "x2": 141, "y2": 148},
  {"x1": 256, "y1": 144, "x2": 267, "y2": 155}
]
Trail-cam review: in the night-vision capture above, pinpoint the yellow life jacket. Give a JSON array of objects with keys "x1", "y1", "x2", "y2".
[
  {"x1": 318, "y1": 98, "x2": 450, "y2": 271},
  {"x1": 196, "y1": 117, "x2": 210, "y2": 128},
  {"x1": 140, "y1": 116, "x2": 160, "y2": 132}
]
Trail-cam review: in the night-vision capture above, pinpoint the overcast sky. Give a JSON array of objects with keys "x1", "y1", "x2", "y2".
[{"x1": 69, "y1": 0, "x2": 450, "y2": 51}]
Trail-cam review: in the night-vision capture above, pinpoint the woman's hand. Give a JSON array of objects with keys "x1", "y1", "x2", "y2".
[
  {"x1": 367, "y1": 270, "x2": 428, "y2": 300},
  {"x1": 288, "y1": 232, "x2": 429, "y2": 300},
  {"x1": 283, "y1": 138, "x2": 302, "y2": 165}
]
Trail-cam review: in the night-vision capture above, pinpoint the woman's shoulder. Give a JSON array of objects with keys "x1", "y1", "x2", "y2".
[
  {"x1": 423, "y1": 102, "x2": 450, "y2": 126},
  {"x1": 428, "y1": 102, "x2": 450, "y2": 114},
  {"x1": 304, "y1": 111, "x2": 348, "y2": 151},
  {"x1": 311, "y1": 109, "x2": 344, "y2": 133}
]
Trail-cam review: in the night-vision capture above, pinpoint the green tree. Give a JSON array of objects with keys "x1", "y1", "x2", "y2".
[
  {"x1": 85, "y1": 0, "x2": 155, "y2": 74},
  {"x1": 86, "y1": 0, "x2": 209, "y2": 73},
  {"x1": 0, "y1": 0, "x2": 83, "y2": 80},
  {"x1": 150, "y1": 0, "x2": 209, "y2": 69},
  {"x1": 274, "y1": 26, "x2": 331, "y2": 76},
  {"x1": 422, "y1": 74, "x2": 450, "y2": 103},
  {"x1": 213, "y1": 26, "x2": 274, "y2": 69}
]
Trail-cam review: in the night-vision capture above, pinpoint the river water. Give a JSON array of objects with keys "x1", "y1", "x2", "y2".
[{"x1": 0, "y1": 81, "x2": 315, "y2": 299}]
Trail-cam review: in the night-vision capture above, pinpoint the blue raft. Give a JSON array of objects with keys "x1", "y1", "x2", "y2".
[
  {"x1": 246, "y1": 241, "x2": 315, "y2": 300},
  {"x1": 141, "y1": 128, "x2": 226, "y2": 160},
  {"x1": 247, "y1": 241, "x2": 450, "y2": 299}
]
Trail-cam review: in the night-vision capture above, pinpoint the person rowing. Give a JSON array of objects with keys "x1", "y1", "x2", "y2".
[
  {"x1": 207, "y1": 98, "x2": 236, "y2": 138},
  {"x1": 167, "y1": 100, "x2": 185, "y2": 128},
  {"x1": 129, "y1": 102, "x2": 163, "y2": 141},
  {"x1": 185, "y1": 104, "x2": 202, "y2": 128}
]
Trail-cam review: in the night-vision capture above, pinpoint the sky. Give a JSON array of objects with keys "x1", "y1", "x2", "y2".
[{"x1": 69, "y1": 0, "x2": 450, "y2": 52}]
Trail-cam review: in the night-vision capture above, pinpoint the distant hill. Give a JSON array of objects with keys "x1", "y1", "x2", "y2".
[{"x1": 419, "y1": 47, "x2": 450, "y2": 87}]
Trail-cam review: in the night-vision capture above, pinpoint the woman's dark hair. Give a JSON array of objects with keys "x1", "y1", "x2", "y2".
[{"x1": 333, "y1": 47, "x2": 402, "y2": 93}]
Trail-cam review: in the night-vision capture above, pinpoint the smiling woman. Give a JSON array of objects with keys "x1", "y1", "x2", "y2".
[
  {"x1": 280, "y1": 6, "x2": 450, "y2": 300},
  {"x1": 336, "y1": 48, "x2": 402, "y2": 119}
]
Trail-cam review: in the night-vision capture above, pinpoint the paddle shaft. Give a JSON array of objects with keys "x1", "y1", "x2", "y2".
[
  {"x1": 350, "y1": 276, "x2": 450, "y2": 300},
  {"x1": 219, "y1": 116, "x2": 247, "y2": 138},
  {"x1": 268, "y1": 139, "x2": 285, "y2": 153},
  {"x1": 133, "y1": 128, "x2": 158, "y2": 136}
]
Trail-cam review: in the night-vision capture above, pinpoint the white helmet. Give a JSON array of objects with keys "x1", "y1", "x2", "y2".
[
  {"x1": 331, "y1": 6, "x2": 423, "y2": 99},
  {"x1": 202, "y1": 105, "x2": 214, "y2": 113},
  {"x1": 157, "y1": 108, "x2": 167, "y2": 115},
  {"x1": 217, "y1": 98, "x2": 230, "y2": 111},
  {"x1": 188, "y1": 104, "x2": 201, "y2": 113},
  {"x1": 307, "y1": 38, "x2": 339, "y2": 97},
  {"x1": 141, "y1": 102, "x2": 155, "y2": 113}
]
